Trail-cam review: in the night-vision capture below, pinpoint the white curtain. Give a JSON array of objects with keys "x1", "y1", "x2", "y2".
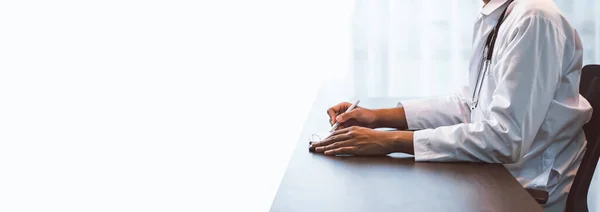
[
  {"x1": 351, "y1": 0, "x2": 600, "y2": 100},
  {"x1": 349, "y1": 0, "x2": 600, "y2": 210}
]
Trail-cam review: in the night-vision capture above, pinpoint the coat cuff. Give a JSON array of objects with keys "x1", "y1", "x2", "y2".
[
  {"x1": 399, "y1": 99, "x2": 433, "y2": 130},
  {"x1": 413, "y1": 128, "x2": 458, "y2": 162},
  {"x1": 412, "y1": 128, "x2": 436, "y2": 161}
]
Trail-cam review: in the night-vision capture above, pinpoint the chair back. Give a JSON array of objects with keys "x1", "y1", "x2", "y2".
[{"x1": 566, "y1": 64, "x2": 600, "y2": 212}]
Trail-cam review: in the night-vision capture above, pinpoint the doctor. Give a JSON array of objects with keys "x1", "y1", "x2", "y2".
[{"x1": 310, "y1": 0, "x2": 593, "y2": 211}]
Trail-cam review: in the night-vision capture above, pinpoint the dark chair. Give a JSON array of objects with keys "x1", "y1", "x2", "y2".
[{"x1": 526, "y1": 64, "x2": 600, "y2": 211}]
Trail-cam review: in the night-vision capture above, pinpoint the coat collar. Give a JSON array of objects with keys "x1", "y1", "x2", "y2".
[{"x1": 480, "y1": 0, "x2": 509, "y2": 15}]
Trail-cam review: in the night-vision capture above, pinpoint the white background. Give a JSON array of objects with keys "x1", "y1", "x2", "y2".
[{"x1": 1, "y1": 1, "x2": 353, "y2": 211}]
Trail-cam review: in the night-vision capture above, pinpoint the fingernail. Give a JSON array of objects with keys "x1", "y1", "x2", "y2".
[
  {"x1": 316, "y1": 147, "x2": 323, "y2": 152},
  {"x1": 336, "y1": 116, "x2": 343, "y2": 122}
]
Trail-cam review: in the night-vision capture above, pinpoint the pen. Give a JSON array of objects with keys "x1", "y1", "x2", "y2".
[{"x1": 329, "y1": 100, "x2": 360, "y2": 133}]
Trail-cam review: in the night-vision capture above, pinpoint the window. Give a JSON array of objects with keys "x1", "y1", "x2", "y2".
[{"x1": 351, "y1": 0, "x2": 600, "y2": 99}]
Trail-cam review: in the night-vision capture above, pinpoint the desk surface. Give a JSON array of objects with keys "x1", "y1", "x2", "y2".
[{"x1": 269, "y1": 85, "x2": 543, "y2": 212}]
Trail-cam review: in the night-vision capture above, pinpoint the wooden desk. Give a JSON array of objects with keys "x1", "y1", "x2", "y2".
[{"x1": 269, "y1": 84, "x2": 544, "y2": 212}]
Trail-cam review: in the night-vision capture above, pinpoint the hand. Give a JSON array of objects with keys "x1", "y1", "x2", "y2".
[
  {"x1": 327, "y1": 102, "x2": 378, "y2": 129},
  {"x1": 311, "y1": 126, "x2": 402, "y2": 156}
]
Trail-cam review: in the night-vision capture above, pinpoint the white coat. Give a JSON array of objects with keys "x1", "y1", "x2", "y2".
[{"x1": 399, "y1": 0, "x2": 593, "y2": 211}]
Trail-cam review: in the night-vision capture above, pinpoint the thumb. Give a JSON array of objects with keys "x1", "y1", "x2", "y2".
[{"x1": 336, "y1": 108, "x2": 363, "y2": 123}]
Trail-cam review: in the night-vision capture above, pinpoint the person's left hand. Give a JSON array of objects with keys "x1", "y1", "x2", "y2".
[{"x1": 310, "y1": 126, "x2": 398, "y2": 156}]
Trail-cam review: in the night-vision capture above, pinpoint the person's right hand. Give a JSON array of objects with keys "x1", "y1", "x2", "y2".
[{"x1": 327, "y1": 102, "x2": 378, "y2": 130}]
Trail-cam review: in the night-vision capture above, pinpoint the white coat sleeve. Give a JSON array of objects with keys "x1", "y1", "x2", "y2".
[
  {"x1": 399, "y1": 86, "x2": 472, "y2": 130},
  {"x1": 413, "y1": 16, "x2": 566, "y2": 163}
]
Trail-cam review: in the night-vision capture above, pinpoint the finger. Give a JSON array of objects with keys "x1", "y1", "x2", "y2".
[
  {"x1": 316, "y1": 140, "x2": 354, "y2": 153},
  {"x1": 338, "y1": 120, "x2": 360, "y2": 130},
  {"x1": 311, "y1": 132, "x2": 351, "y2": 147},
  {"x1": 328, "y1": 126, "x2": 354, "y2": 137},
  {"x1": 327, "y1": 102, "x2": 350, "y2": 125},
  {"x1": 324, "y1": 146, "x2": 357, "y2": 156},
  {"x1": 336, "y1": 108, "x2": 363, "y2": 123},
  {"x1": 327, "y1": 106, "x2": 342, "y2": 125},
  {"x1": 328, "y1": 114, "x2": 337, "y2": 126},
  {"x1": 311, "y1": 131, "x2": 352, "y2": 148}
]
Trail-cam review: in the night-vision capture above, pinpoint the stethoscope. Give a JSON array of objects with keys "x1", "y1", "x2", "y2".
[{"x1": 471, "y1": 0, "x2": 514, "y2": 110}]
